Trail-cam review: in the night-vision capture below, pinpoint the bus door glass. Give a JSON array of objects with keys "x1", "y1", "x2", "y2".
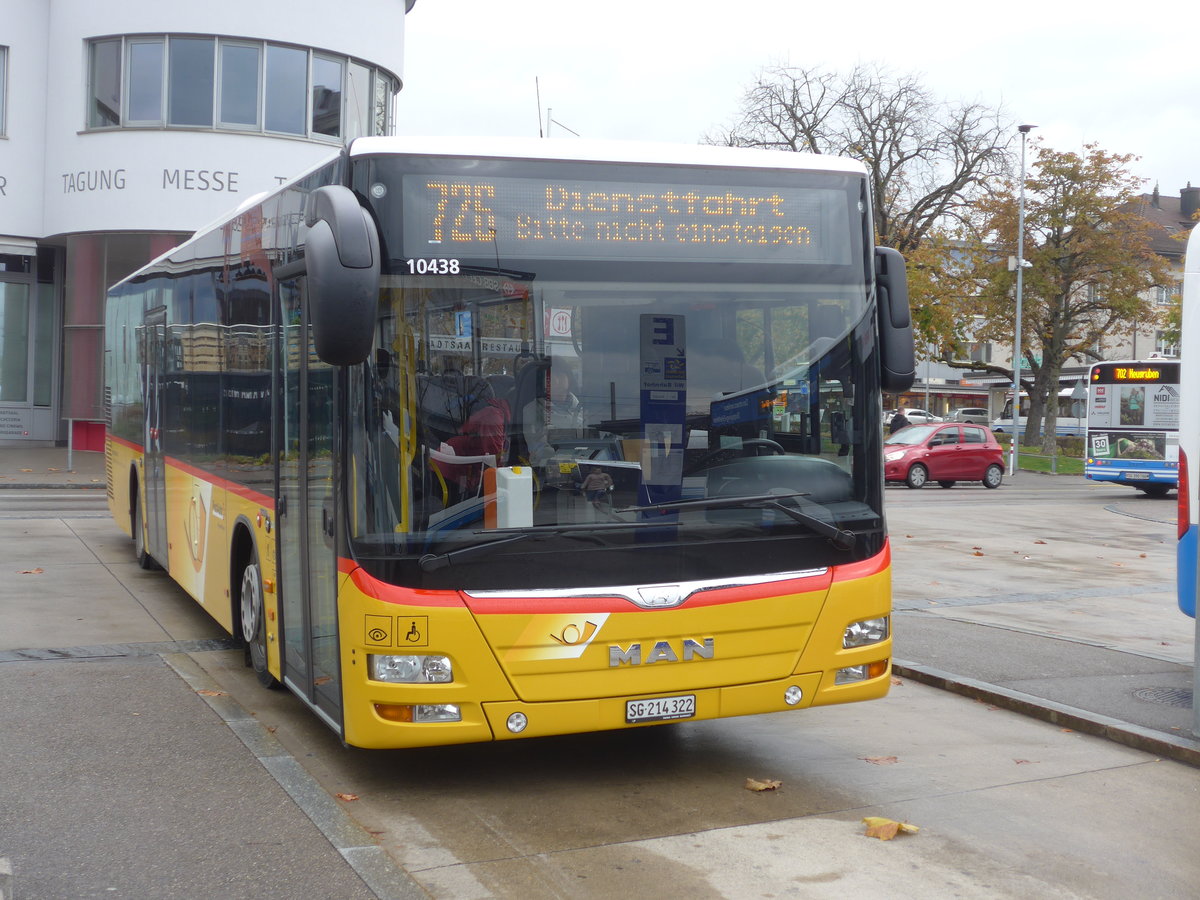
[
  {"x1": 275, "y1": 276, "x2": 342, "y2": 726},
  {"x1": 141, "y1": 304, "x2": 168, "y2": 561}
]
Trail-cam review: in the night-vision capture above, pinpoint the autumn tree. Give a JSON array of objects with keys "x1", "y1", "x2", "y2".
[
  {"x1": 707, "y1": 64, "x2": 1010, "y2": 351},
  {"x1": 968, "y1": 143, "x2": 1172, "y2": 451}
]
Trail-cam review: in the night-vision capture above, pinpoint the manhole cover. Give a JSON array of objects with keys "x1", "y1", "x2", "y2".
[{"x1": 1132, "y1": 687, "x2": 1193, "y2": 708}]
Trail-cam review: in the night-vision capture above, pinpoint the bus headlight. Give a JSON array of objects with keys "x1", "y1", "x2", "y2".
[
  {"x1": 843, "y1": 616, "x2": 889, "y2": 648},
  {"x1": 368, "y1": 654, "x2": 453, "y2": 683}
]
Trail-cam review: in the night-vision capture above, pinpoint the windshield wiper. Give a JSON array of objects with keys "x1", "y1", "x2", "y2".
[
  {"x1": 418, "y1": 520, "x2": 665, "y2": 571},
  {"x1": 419, "y1": 534, "x2": 531, "y2": 572},
  {"x1": 616, "y1": 491, "x2": 857, "y2": 551}
]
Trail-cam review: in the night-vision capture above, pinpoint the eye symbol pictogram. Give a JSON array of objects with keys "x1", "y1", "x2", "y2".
[{"x1": 367, "y1": 627, "x2": 388, "y2": 642}]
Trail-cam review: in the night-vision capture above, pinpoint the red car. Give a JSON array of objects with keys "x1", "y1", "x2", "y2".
[{"x1": 884, "y1": 422, "x2": 1005, "y2": 489}]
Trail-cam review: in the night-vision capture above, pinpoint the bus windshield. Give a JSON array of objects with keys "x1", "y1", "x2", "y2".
[{"x1": 346, "y1": 152, "x2": 883, "y2": 591}]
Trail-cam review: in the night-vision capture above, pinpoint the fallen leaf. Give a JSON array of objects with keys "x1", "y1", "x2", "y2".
[
  {"x1": 47, "y1": 467, "x2": 60, "y2": 472},
  {"x1": 744, "y1": 777, "x2": 782, "y2": 792},
  {"x1": 1014, "y1": 759, "x2": 1038, "y2": 765},
  {"x1": 860, "y1": 756, "x2": 899, "y2": 765},
  {"x1": 336, "y1": 792, "x2": 359, "y2": 802},
  {"x1": 17, "y1": 568, "x2": 44, "y2": 575},
  {"x1": 862, "y1": 816, "x2": 920, "y2": 840},
  {"x1": 890, "y1": 676, "x2": 904, "y2": 686},
  {"x1": 1113, "y1": 562, "x2": 1125, "y2": 567},
  {"x1": 972, "y1": 551, "x2": 985, "y2": 557},
  {"x1": 1139, "y1": 553, "x2": 1147, "y2": 558},
  {"x1": 1034, "y1": 540, "x2": 1047, "y2": 544},
  {"x1": 972, "y1": 546, "x2": 983, "y2": 550},
  {"x1": 314, "y1": 675, "x2": 333, "y2": 686},
  {"x1": 19, "y1": 468, "x2": 32, "y2": 473},
  {"x1": 197, "y1": 689, "x2": 227, "y2": 697}
]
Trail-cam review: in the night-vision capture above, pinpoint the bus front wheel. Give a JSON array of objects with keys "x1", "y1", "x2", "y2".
[{"x1": 239, "y1": 549, "x2": 278, "y2": 688}]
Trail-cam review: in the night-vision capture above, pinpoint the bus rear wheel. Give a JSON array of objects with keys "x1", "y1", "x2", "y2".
[
  {"x1": 1139, "y1": 484, "x2": 1171, "y2": 498},
  {"x1": 239, "y1": 549, "x2": 278, "y2": 688},
  {"x1": 132, "y1": 490, "x2": 156, "y2": 570}
]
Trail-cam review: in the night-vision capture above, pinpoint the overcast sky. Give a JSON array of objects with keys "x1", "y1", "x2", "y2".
[{"x1": 396, "y1": 0, "x2": 1197, "y2": 198}]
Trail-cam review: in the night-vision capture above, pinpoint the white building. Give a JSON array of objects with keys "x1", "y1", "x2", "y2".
[{"x1": 1, "y1": 0, "x2": 414, "y2": 446}]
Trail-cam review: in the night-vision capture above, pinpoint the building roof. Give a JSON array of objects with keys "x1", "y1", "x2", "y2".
[{"x1": 1128, "y1": 185, "x2": 1198, "y2": 260}]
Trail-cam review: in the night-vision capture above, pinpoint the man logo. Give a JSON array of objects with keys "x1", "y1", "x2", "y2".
[{"x1": 609, "y1": 637, "x2": 715, "y2": 667}]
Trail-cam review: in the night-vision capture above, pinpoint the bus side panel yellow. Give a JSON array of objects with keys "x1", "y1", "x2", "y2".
[
  {"x1": 105, "y1": 436, "x2": 140, "y2": 540},
  {"x1": 163, "y1": 463, "x2": 227, "y2": 626}
]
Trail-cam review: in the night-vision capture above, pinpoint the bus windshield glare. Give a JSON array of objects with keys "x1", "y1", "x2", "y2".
[{"x1": 346, "y1": 154, "x2": 884, "y2": 591}]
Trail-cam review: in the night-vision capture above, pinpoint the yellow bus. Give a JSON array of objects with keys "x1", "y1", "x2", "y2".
[{"x1": 105, "y1": 137, "x2": 915, "y2": 748}]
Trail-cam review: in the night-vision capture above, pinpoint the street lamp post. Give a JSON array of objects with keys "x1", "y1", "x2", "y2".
[{"x1": 1009, "y1": 124, "x2": 1036, "y2": 477}]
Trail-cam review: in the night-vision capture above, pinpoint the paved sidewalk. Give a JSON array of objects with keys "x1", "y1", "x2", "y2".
[{"x1": 0, "y1": 446, "x2": 106, "y2": 489}]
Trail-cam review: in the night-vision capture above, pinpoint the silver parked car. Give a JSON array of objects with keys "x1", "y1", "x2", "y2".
[
  {"x1": 891, "y1": 408, "x2": 942, "y2": 426},
  {"x1": 948, "y1": 407, "x2": 990, "y2": 425}
]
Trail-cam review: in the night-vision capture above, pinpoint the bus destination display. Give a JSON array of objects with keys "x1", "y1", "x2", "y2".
[{"x1": 401, "y1": 174, "x2": 850, "y2": 265}]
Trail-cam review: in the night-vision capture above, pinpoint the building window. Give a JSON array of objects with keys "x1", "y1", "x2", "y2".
[
  {"x1": 1155, "y1": 330, "x2": 1179, "y2": 358},
  {"x1": 265, "y1": 44, "x2": 307, "y2": 135},
  {"x1": 219, "y1": 42, "x2": 261, "y2": 129},
  {"x1": 0, "y1": 46, "x2": 8, "y2": 136},
  {"x1": 85, "y1": 35, "x2": 397, "y2": 141},
  {"x1": 312, "y1": 55, "x2": 344, "y2": 138},
  {"x1": 168, "y1": 37, "x2": 215, "y2": 127},
  {"x1": 89, "y1": 39, "x2": 122, "y2": 127},
  {"x1": 127, "y1": 39, "x2": 164, "y2": 124}
]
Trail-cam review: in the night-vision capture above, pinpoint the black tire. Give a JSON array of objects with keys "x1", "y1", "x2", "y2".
[
  {"x1": 983, "y1": 464, "x2": 1003, "y2": 489},
  {"x1": 1139, "y1": 484, "x2": 1171, "y2": 498},
  {"x1": 132, "y1": 491, "x2": 156, "y2": 570},
  {"x1": 238, "y1": 547, "x2": 278, "y2": 688},
  {"x1": 905, "y1": 464, "x2": 928, "y2": 489},
  {"x1": 938, "y1": 481, "x2": 955, "y2": 489}
]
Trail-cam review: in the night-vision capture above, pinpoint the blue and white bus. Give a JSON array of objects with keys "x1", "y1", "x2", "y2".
[
  {"x1": 1177, "y1": 227, "x2": 1200, "y2": 618},
  {"x1": 1085, "y1": 359, "x2": 1180, "y2": 496}
]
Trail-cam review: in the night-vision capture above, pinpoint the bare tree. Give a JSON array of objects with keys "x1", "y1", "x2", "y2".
[{"x1": 708, "y1": 64, "x2": 1011, "y2": 256}]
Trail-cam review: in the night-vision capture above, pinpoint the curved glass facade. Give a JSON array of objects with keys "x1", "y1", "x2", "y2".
[{"x1": 87, "y1": 35, "x2": 398, "y2": 141}]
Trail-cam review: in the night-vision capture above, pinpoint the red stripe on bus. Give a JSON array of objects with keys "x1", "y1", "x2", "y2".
[
  {"x1": 830, "y1": 542, "x2": 890, "y2": 582},
  {"x1": 108, "y1": 433, "x2": 141, "y2": 453},
  {"x1": 342, "y1": 561, "x2": 467, "y2": 608},
  {"x1": 163, "y1": 456, "x2": 274, "y2": 508},
  {"x1": 337, "y1": 558, "x2": 835, "y2": 614}
]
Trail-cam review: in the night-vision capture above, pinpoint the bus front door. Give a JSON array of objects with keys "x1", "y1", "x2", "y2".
[
  {"x1": 141, "y1": 306, "x2": 168, "y2": 565},
  {"x1": 275, "y1": 278, "x2": 343, "y2": 730}
]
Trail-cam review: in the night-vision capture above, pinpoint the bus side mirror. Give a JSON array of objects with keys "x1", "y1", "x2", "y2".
[
  {"x1": 305, "y1": 185, "x2": 380, "y2": 366},
  {"x1": 875, "y1": 247, "x2": 916, "y2": 393}
]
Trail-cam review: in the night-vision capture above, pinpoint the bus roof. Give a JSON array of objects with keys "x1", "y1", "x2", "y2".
[{"x1": 347, "y1": 135, "x2": 868, "y2": 177}]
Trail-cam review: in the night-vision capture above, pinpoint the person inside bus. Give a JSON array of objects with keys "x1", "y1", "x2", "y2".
[{"x1": 432, "y1": 377, "x2": 512, "y2": 497}]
